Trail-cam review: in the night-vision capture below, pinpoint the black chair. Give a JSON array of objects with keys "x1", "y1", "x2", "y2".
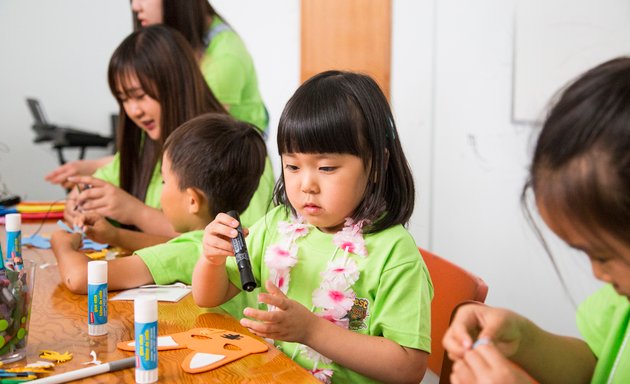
[{"x1": 26, "y1": 98, "x2": 113, "y2": 165}]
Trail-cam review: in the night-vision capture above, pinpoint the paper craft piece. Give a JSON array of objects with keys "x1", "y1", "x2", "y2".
[
  {"x1": 56, "y1": 220, "x2": 109, "y2": 251},
  {"x1": 85, "y1": 250, "x2": 107, "y2": 260},
  {"x1": 111, "y1": 284, "x2": 191, "y2": 303},
  {"x1": 24, "y1": 361, "x2": 55, "y2": 370},
  {"x1": 117, "y1": 328, "x2": 268, "y2": 374},
  {"x1": 6, "y1": 360, "x2": 55, "y2": 374},
  {"x1": 39, "y1": 350, "x2": 73, "y2": 363},
  {"x1": 17, "y1": 202, "x2": 65, "y2": 214},
  {"x1": 23, "y1": 234, "x2": 51, "y2": 249},
  {"x1": 56, "y1": 220, "x2": 75, "y2": 234},
  {"x1": 0, "y1": 212, "x2": 64, "y2": 224},
  {"x1": 81, "y1": 350, "x2": 101, "y2": 366},
  {"x1": 81, "y1": 239, "x2": 108, "y2": 251}
]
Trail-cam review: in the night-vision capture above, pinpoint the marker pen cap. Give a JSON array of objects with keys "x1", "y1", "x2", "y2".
[
  {"x1": 5, "y1": 214, "x2": 21, "y2": 231},
  {"x1": 88, "y1": 261, "x2": 107, "y2": 284}
]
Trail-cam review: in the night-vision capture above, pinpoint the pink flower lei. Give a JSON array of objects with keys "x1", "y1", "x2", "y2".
[{"x1": 264, "y1": 216, "x2": 368, "y2": 382}]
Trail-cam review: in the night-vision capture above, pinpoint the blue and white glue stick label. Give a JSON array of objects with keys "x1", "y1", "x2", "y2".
[
  {"x1": 135, "y1": 321, "x2": 158, "y2": 371},
  {"x1": 135, "y1": 295, "x2": 158, "y2": 383},
  {"x1": 5, "y1": 214, "x2": 21, "y2": 270},
  {"x1": 87, "y1": 282, "x2": 108, "y2": 335}
]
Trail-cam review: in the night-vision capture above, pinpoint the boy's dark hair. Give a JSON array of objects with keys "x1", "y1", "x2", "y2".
[
  {"x1": 163, "y1": 113, "x2": 266, "y2": 216},
  {"x1": 523, "y1": 57, "x2": 630, "y2": 247},
  {"x1": 108, "y1": 24, "x2": 226, "y2": 203},
  {"x1": 274, "y1": 70, "x2": 415, "y2": 233}
]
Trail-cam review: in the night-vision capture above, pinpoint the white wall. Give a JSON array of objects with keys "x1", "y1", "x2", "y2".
[{"x1": 0, "y1": 0, "x2": 604, "y2": 341}]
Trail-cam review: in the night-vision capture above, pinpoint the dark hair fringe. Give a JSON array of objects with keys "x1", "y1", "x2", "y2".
[{"x1": 274, "y1": 70, "x2": 415, "y2": 233}]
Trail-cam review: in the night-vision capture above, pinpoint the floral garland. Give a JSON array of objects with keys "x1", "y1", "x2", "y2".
[{"x1": 264, "y1": 216, "x2": 368, "y2": 383}]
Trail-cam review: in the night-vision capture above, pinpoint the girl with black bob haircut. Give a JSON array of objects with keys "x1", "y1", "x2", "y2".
[
  {"x1": 194, "y1": 70, "x2": 431, "y2": 383},
  {"x1": 274, "y1": 70, "x2": 415, "y2": 233}
]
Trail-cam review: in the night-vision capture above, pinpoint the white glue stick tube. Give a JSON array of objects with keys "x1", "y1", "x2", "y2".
[
  {"x1": 87, "y1": 260, "x2": 108, "y2": 336},
  {"x1": 5, "y1": 213, "x2": 22, "y2": 270},
  {"x1": 134, "y1": 295, "x2": 158, "y2": 383}
]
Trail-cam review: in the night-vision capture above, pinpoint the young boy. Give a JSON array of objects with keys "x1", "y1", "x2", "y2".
[{"x1": 51, "y1": 113, "x2": 267, "y2": 297}]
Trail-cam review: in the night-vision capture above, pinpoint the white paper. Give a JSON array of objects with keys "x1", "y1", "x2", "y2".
[{"x1": 111, "y1": 284, "x2": 191, "y2": 302}]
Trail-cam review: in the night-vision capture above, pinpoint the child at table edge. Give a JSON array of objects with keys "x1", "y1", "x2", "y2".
[{"x1": 51, "y1": 113, "x2": 267, "y2": 317}]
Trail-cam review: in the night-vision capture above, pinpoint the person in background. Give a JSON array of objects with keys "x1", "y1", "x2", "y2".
[
  {"x1": 193, "y1": 71, "x2": 432, "y2": 383},
  {"x1": 52, "y1": 113, "x2": 265, "y2": 318},
  {"x1": 443, "y1": 57, "x2": 630, "y2": 384},
  {"x1": 64, "y1": 25, "x2": 273, "y2": 246},
  {"x1": 131, "y1": 0, "x2": 269, "y2": 133},
  {"x1": 48, "y1": 4, "x2": 275, "y2": 224}
]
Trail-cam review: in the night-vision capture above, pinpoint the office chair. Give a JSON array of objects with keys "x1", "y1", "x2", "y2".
[
  {"x1": 419, "y1": 247, "x2": 489, "y2": 383},
  {"x1": 26, "y1": 98, "x2": 113, "y2": 165}
]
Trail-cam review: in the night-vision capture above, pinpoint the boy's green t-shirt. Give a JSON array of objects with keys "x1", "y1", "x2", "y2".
[
  {"x1": 201, "y1": 17, "x2": 268, "y2": 131},
  {"x1": 91, "y1": 152, "x2": 163, "y2": 209},
  {"x1": 135, "y1": 230, "x2": 258, "y2": 319}
]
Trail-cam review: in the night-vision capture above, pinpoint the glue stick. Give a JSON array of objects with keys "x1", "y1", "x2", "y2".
[
  {"x1": 87, "y1": 260, "x2": 108, "y2": 336},
  {"x1": 5, "y1": 213, "x2": 21, "y2": 270},
  {"x1": 134, "y1": 295, "x2": 158, "y2": 383}
]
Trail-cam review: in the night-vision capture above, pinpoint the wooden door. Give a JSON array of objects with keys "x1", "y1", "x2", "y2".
[{"x1": 301, "y1": 0, "x2": 392, "y2": 98}]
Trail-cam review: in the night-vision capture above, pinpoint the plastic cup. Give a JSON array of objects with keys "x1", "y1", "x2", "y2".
[{"x1": 0, "y1": 261, "x2": 35, "y2": 363}]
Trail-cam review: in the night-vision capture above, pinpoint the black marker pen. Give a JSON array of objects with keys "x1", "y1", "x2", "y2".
[{"x1": 226, "y1": 210, "x2": 256, "y2": 292}]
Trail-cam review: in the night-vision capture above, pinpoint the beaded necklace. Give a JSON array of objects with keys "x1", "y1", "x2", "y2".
[{"x1": 264, "y1": 215, "x2": 368, "y2": 383}]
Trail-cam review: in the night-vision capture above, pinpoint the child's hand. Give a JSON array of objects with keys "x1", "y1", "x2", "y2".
[
  {"x1": 201, "y1": 213, "x2": 248, "y2": 266},
  {"x1": 63, "y1": 187, "x2": 81, "y2": 223},
  {"x1": 45, "y1": 160, "x2": 92, "y2": 188},
  {"x1": 443, "y1": 304, "x2": 525, "y2": 362},
  {"x1": 50, "y1": 229, "x2": 83, "y2": 252},
  {"x1": 451, "y1": 342, "x2": 537, "y2": 384},
  {"x1": 240, "y1": 280, "x2": 317, "y2": 344},
  {"x1": 68, "y1": 176, "x2": 143, "y2": 225},
  {"x1": 75, "y1": 212, "x2": 117, "y2": 245}
]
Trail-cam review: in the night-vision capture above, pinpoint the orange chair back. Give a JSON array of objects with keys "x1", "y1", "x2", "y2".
[{"x1": 419, "y1": 247, "x2": 488, "y2": 378}]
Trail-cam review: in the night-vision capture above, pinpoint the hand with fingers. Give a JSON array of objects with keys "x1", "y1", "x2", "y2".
[
  {"x1": 69, "y1": 175, "x2": 143, "y2": 225},
  {"x1": 451, "y1": 342, "x2": 538, "y2": 384},
  {"x1": 240, "y1": 280, "x2": 318, "y2": 344},
  {"x1": 443, "y1": 303, "x2": 526, "y2": 362},
  {"x1": 45, "y1": 160, "x2": 94, "y2": 188},
  {"x1": 201, "y1": 212, "x2": 249, "y2": 266},
  {"x1": 74, "y1": 212, "x2": 118, "y2": 245},
  {"x1": 63, "y1": 186, "x2": 81, "y2": 223},
  {"x1": 193, "y1": 213, "x2": 251, "y2": 307}
]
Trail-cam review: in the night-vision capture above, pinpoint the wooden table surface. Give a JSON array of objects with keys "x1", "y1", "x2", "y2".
[{"x1": 2, "y1": 222, "x2": 319, "y2": 383}]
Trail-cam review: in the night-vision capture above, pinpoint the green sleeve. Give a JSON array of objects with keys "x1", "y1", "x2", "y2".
[
  {"x1": 135, "y1": 231, "x2": 203, "y2": 285},
  {"x1": 369, "y1": 246, "x2": 433, "y2": 352},
  {"x1": 91, "y1": 152, "x2": 162, "y2": 209},
  {"x1": 92, "y1": 152, "x2": 121, "y2": 186}
]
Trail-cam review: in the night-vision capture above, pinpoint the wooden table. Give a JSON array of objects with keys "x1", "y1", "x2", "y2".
[{"x1": 2, "y1": 223, "x2": 319, "y2": 383}]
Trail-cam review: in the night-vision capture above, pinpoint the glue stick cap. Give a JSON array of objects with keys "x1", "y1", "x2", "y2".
[
  {"x1": 5, "y1": 213, "x2": 21, "y2": 231},
  {"x1": 87, "y1": 260, "x2": 107, "y2": 284},
  {"x1": 134, "y1": 295, "x2": 157, "y2": 323}
]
